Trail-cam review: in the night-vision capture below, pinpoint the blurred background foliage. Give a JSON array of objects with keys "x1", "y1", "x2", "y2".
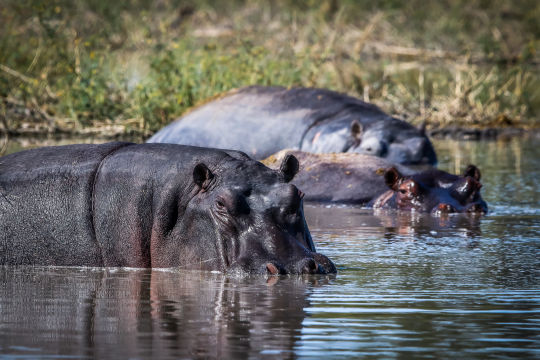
[{"x1": 0, "y1": 0, "x2": 538, "y2": 137}]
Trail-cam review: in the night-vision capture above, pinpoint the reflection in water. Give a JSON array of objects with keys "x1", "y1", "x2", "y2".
[
  {"x1": 305, "y1": 206, "x2": 482, "y2": 240},
  {"x1": 0, "y1": 267, "x2": 327, "y2": 359},
  {"x1": 303, "y1": 205, "x2": 539, "y2": 359}
]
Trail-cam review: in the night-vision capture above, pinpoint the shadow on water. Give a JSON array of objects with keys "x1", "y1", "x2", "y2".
[{"x1": 0, "y1": 267, "x2": 332, "y2": 359}]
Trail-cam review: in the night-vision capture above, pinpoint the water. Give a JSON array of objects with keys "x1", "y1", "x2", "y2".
[{"x1": 1, "y1": 138, "x2": 540, "y2": 359}]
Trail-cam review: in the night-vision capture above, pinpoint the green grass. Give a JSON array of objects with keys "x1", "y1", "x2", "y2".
[{"x1": 0, "y1": 0, "x2": 538, "y2": 138}]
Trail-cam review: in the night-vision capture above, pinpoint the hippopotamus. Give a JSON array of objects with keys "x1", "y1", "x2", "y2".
[
  {"x1": 147, "y1": 86, "x2": 437, "y2": 165},
  {"x1": 0, "y1": 142, "x2": 336, "y2": 274},
  {"x1": 263, "y1": 150, "x2": 487, "y2": 214}
]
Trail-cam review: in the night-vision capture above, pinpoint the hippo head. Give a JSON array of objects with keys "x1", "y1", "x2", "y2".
[
  {"x1": 349, "y1": 120, "x2": 438, "y2": 165},
  {"x1": 373, "y1": 165, "x2": 488, "y2": 214},
  {"x1": 162, "y1": 152, "x2": 336, "y2": 275}
]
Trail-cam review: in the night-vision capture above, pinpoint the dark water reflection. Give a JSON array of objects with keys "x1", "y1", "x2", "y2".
[
  {"x1": 0, "y1": 267, "x2": 324, "y2": 359},
  {"x1": 1, "y1": 137, "x2": 540, "y2": 359}
]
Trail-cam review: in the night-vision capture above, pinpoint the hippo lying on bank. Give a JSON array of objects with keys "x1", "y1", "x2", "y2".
[
  {"x1": 263, "y1": 150, "x2": 487, "y2": 214},
  {"x1": 147, "y1": 86, "x2": 437, "y2": 165},
  {"x1": 0, "y1": 143, "x2": 336, "y2": 274}
]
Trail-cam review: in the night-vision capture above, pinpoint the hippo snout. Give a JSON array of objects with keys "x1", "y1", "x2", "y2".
[
  {"x1": 435, "y1": 203, "x2": 456, "y2": 214},
  {"x1": 292, "y1": 253, "x2": 336, "y2": 275},
  {"x1": 297, "y1": 258, "x2": 318, "y2": 274},
  {"x1": 264, "y1": 253, "x2": 336, "y2": 276},
  {"x1": 312, "y1": 252, "x2": 337, "y2": 274}
]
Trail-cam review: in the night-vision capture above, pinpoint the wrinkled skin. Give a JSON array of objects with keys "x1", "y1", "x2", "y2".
[
  {"x1": 148, "y1": 86, "x2": 437, "y2": 165},
  {"x1": 0, "y1": 143, "x2": 336, "y2": 275},
  {"x1": 263, "y1": 150, "x2": 487, "y2": 214}
]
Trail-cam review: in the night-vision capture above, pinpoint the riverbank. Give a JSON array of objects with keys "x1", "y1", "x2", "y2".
[
  {"x1": 1, "y1": 0, "x2": 538, "y2": 142},
  {"x1": 3, "y1": 123, "x2": 539, "y2": 158}
]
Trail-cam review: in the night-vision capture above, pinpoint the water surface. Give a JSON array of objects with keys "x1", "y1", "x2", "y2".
[{"x1": 1, "y1": 138, "x2": 539, "y2": 359}]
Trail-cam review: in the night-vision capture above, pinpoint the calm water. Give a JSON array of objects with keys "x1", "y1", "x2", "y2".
[{"x1": 1, "y1": 138, "x2": 539, "y2": 359}]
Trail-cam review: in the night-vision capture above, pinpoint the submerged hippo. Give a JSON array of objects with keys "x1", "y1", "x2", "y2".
[
  {"x1": 147, "y1": 86, "x2": 437, "y2": 165},
  {"x1": 263, "y1": 150, "x2": 487, "y2": 214},
  {"x1": 0, "y1": 142, "x2": 336, "y2": 274}
]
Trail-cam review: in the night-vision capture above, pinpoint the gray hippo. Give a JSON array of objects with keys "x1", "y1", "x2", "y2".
[
  {"x1": 263, "y1": 150, "x2": 487, "y2": 214},
  {"x1": 0, "y1": 142, "x2": 336, "y2": 274},
  {"x1": 147, "y1": 86, "x2": 437, "y2": 165}
]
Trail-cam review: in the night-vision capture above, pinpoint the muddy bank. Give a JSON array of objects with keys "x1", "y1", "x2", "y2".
[
  {"x1": 428, "y1": 126, "x2": 539, "y2": 140},
  {"x1": 2, "y1": 125, "x2": 539, "y2": 157},
  {"x1": 4, "y1": 124, "x2": 539, "y2": 143}
]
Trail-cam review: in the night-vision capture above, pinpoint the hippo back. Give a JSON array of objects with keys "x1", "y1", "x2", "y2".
[
  {"x1": 148, "y1": 86, "x2": 314, "y2": 159},
  {"x1": 262, "y1": 150, "x2": 412, "y2": 204},
  {"x1": 147, "y1": 86, "x2": 426, "y2": 161},
  {"x1": 0, "y1": 142, "x2": 133, "y2": 265}
]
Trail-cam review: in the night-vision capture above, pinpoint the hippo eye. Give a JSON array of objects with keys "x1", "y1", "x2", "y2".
[
  {"x1": 215, "y1": 199, "x2": 226, "y2": 210},
  {"x1": 399, "y1": 189, "x2": 407, "y2": 194}
]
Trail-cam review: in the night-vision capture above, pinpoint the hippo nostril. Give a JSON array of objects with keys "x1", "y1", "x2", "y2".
[
  {"x1": 312, "y1": 252, "x2": 337, "y2": 274},
  {"x1": 266, "y1": 263, "x2": 280, "y2": 275},
  {"x1": 301, "y1": 259, "x2": 318, "y2": 275},
  {"x1": 438, "y1": 203, "x2": 455, "y2": 213}
]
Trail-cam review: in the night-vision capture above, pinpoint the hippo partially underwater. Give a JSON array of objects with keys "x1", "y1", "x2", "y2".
[
  {"x1": 148, "y1": 86, "x2": 437, "y2": 165},
  {"x1": 0, "y1": 142, "x2": 336, "y2": 274},
  {"x1": 263, "y1": 150, "x2": 487, "y2": 214}
]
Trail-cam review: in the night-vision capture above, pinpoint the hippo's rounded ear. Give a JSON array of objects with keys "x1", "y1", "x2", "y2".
[
  {"x1": 193, "y1": 163, "x2": 214, "y2": 191},
  {"x1": 351, "y1": 120, "x2": 362, "y2": 140},
  {"x1": 463, "y1": 165, "x2": 481, "y2": 181},
  {"x1": 280, "y1": 154, "x2": 299, "y2": 183},
  {"x1": 384, "y1": 167, "x2": 403, "y2": 191}
]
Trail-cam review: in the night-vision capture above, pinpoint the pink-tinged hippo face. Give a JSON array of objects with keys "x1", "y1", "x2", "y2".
[{"x1": 373, "y1": 165, "x2": 488, "y2": 214}]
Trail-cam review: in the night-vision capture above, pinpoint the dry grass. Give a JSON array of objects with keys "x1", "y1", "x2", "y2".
[{"x1": 0, "y1": 0, "x2": 538, "y2": 139}]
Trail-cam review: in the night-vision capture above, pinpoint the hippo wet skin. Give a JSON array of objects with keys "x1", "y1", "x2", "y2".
[
  {"x1": 263, "y1": 150, "x2": 487, "y2": 214},
  {"x1": 0, "y1": 143, "x2": 336, "y2": 274},
  {"x1": 147, "y1": 86, "x2": 437, "y2": 165}
]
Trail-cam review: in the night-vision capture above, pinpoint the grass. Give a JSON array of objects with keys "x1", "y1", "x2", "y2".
[{"x1": 0, "y1": 0, "x2": 538, "y2": 140}]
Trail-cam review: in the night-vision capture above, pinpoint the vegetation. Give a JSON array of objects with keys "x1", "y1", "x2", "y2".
[{"x1": 0, "y1": 0, "x2": 538, "y2": 140}]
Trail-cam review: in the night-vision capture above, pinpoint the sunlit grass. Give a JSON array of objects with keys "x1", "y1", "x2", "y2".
[{"x1": 0, "y1": 0, "x2": 538, "y2": 138}]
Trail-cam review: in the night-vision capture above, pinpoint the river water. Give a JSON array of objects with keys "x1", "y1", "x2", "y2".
[{"x1": 1, "y1": 138, "x2": 539, "y2": 359}]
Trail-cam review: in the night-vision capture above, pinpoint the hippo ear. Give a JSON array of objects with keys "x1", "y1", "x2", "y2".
[
  {"x1": 418, "y1": 121, "x2": 427, "y2": 135},
  {"x1": 280, "y1": 154, "x2": 299, "y2": 183},
  {"x1": 463, "y1": 165, "x2": 481, "y2": 181},
  {"x1": 384, "y1": 167, "x2": 403, "y2": 191},
  {"x1": 193, "y1": 163, "x2": 214, "y2": 191},
  {"x1": 350, "y1": 120, "x2": 363, "y2": 140}
]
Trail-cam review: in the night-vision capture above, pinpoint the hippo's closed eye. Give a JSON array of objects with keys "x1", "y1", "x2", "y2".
[
  {"x1": 215, "y1": 191, "x2": 250, "y2": 216},
  {"x1": 215, "y1": 197, "x2": 226, "y2": 210}
]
